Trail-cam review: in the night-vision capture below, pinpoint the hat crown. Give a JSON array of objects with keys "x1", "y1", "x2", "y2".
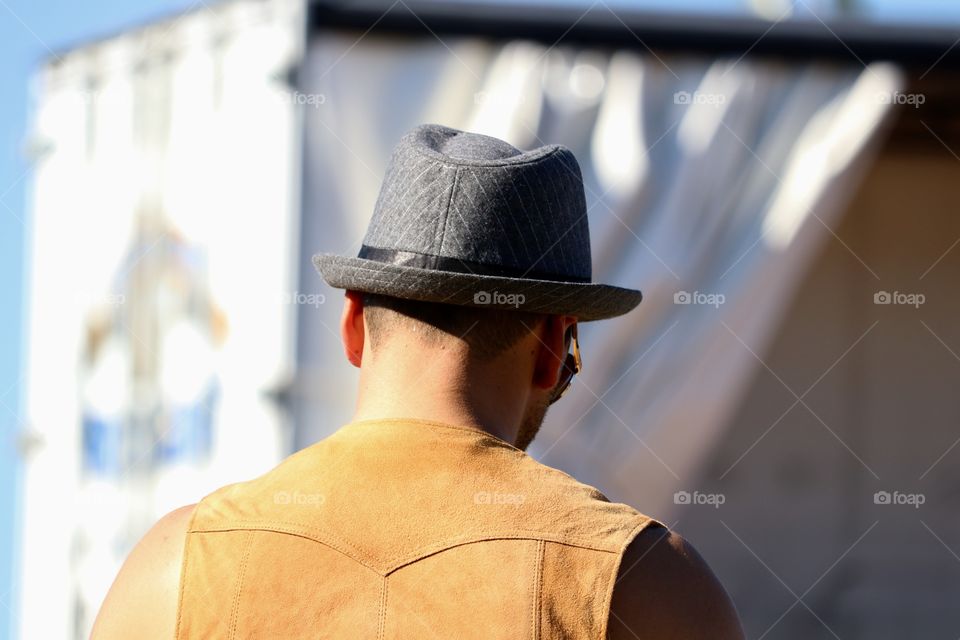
[
  {"x1": 426, "y1": 126, "x2": 522, "y2": 162},
  {"x1": 361, "y1": 124, "x2": 592, "y2": 282}
]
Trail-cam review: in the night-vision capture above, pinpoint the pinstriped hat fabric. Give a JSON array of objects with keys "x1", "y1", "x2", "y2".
[{"x1": 313, "y1": 124, "x2": 642, "y2": 321}]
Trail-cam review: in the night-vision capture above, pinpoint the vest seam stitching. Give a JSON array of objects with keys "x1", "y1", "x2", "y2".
[
  {"x1": 174, "y1": 504, "x2": 202, "y2": 639},
  {"x1": 191, "y1": 523, "x2": 380, "y2": 573},
  {"x1": 532, "y1": 539, "x2": 544, "y2": 640},
  {"x1": 377, "y1": 575, "x2": 389, "y2": 640},
  {"x1": 190, "y1": 522, "x2": 623, "y2": 573},
  {"x1": 528, "y1": 541, "x2": 535, "y2": 640},
  {"x1": 191, "y1": 521, "x2": 624, "y2": 553},
  {"x1": 227, "y1": 530, "x2": 255, "y2": 639}
]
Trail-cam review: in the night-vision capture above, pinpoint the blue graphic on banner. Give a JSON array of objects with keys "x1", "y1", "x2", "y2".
[
  {"x1": 156, "y1": 382, "x2": 218, "y2": 464},
  {"x1": 82, "y1": 414, "x2": 123, "y2": 475}
]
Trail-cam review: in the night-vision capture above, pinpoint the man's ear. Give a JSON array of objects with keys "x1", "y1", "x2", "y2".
[
  {"x1": 531, "y1": 315, "x2": 577, "y2": 391},
  {"x1": 340, "y1": 290, "x2": 365, "y2": 368}
]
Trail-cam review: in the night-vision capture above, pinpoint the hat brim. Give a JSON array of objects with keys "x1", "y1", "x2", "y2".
[{"x1": 313, "y1": 254, "x2": 642, "y2": 322}]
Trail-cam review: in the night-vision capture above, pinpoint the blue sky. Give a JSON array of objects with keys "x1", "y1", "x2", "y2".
[{"x1": 0, "y1": 0, "x2": 958, "y2": 636}]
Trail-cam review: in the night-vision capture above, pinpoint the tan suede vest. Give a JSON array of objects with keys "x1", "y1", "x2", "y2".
[{"x1": 176, "y1": 418, "x2": 661, "y2": 639}]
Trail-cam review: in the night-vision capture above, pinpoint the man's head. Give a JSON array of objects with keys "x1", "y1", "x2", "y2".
[
  {"x1": 318, "y1": 125, "x2": 640, "y2": 447},
  {"x1": 339, "y1": 290, "x2": 577, "y2": 450}
]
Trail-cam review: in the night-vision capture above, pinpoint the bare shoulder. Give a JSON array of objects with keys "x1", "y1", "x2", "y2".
[
  {"x1": 608, "y1": 525, "x2": 745, "y2": 640},
  {"x1": 90, "y1": 503, "x2": 197, "y2": 640}
]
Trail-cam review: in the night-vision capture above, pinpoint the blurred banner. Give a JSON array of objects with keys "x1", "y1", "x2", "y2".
[
  {"x1": 296, "y1": 31, "x2": 903, "y2": 515},
  {"x1": 19, "y1": 1, "x2": 302, "y2": 637}
]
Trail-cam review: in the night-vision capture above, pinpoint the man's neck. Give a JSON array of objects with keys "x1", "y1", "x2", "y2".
[{"x1": 351, "y1": 347, "x2": 526, "y2": 445}]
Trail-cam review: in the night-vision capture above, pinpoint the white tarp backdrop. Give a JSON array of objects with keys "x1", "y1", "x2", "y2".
[{"x1": 297, "y1": 32, "x2": 903, "y2": 516}]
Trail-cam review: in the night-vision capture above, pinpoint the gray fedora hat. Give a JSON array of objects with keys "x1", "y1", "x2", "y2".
[{"x1": 313, "y1": 124, "x2": 642, "y2": 321}]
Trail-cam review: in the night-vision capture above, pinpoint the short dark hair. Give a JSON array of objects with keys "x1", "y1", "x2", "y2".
[{"x1": 361, "y1": 293, "x2": 545, "y2": 360}]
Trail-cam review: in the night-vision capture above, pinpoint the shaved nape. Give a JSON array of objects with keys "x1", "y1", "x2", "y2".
[{"x1": 361, "y1": 293, "x2": 545, "y2": 360}]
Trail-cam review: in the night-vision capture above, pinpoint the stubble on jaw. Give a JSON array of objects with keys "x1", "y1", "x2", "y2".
[{"x1": 514, "y1": 394, "x2": 551, "y2": 451}]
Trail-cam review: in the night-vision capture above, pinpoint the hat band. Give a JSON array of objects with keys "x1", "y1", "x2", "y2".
[{"x1": 358, "y1": 244, "x2": 590, "y2": 283}]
